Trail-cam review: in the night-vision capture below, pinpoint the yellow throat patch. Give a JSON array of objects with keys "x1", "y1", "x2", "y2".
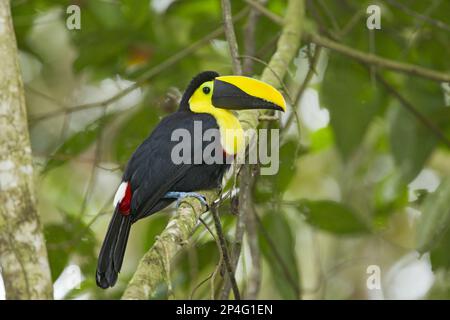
[{"x1": 188, "y1": 80, "x2": 244, "y2": 155}]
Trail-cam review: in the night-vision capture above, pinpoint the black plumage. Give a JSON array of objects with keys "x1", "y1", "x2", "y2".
[{"x1": 96, "y1": 71, "x2": 229, "y2": 288}]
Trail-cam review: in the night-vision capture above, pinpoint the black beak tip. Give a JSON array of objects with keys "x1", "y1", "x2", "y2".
[
  {"x1": 263, "y1": 101, "x2": 285, "y2": 112},
  {"x1": 274, "y1": 104, "x2": 285, "y2": 112}
]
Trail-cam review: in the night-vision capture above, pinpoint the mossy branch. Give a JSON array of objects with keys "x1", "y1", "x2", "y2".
[
  {"x1": 121, "y1": 191, "x2": 217, "y2": 299},
  {"x1": 121, "y1": 0, "x2": 304, "y2": 300}
]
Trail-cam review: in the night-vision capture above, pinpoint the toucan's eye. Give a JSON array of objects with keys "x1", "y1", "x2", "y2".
[{"x1": 202, "y1": 86, "x2": 211, "y2": 94}]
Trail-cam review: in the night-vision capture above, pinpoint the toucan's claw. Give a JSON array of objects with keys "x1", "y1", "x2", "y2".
[{"x1": 164, "y1": 191, "x2": 208, "y2": 210}]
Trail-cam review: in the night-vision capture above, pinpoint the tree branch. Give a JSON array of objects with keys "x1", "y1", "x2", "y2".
[
  {"x1": 211, "y1": 206, "x2": 241, "y2": 300},
  {"x1": 309, "y1": 33, "x2": 450, "y2": 83},
  {"x1": 238, "y1": 0, "x2": 304, "y2": 131},
  {"x1": 29, "y1": 8, "x2": 249, "y2": 123},
  {"x1": 121, "y1": 191, "x2": 217, "y2": 300},
  {"x1": 245, "y1": 206, "x2": 261, "y2": 299},
  {"x1": 386, "y1": 0, "x2": 450, "y2": 32},
  {"x1": 221, "y1": 0, "x2": 242, "y2": 75},
  {"x1": 0, "y1": 0, "x2": 53, "y2": 300},
  {"x1": 374, "y1": 72, "x2": 450, "y2": 149},
  {"x1": 241, "y1": 165, "x2": 261, "y2": 299},
  {"x1": 255, "y1": 212, "x2": 301, "y2": 297},
  {"x1": 283, "y1": 44, "x2": 322, "y2": 134},
  {"x1": 245, "y1": 0, "x2": 450, "y2": 84},
  {"x1": 243, "y1": 1, "x2": 264, "y2": 75},
  {"x1": 220, "y1": 0, "x2": 245, "y2": 300}
]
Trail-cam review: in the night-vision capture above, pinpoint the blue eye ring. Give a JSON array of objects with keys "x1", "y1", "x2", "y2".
[{"x1": 202, "y1": 86, "x2": 211, "y2": 94}]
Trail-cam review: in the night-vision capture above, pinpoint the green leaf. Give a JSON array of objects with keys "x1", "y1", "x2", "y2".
[
  {"x1": 276, "y1": 139, "x2": 299, "y2": 194},
  {"x1": 298, "y1": 200, "x2": 368, "y2": 235},
  {"x1": 310, "y1": 126, "x2": 333, "y2": 152},
  {"x1": 44, "y1": 224, "x2": 71, "y2": 282},
  {"x1": 44, "y1": 214, "x2": 97, "y2": 282},
  {"x1": 43, "y1": 114, "x2": 114, "y2": 173},
  {"x1": 173, "y1": 241, "x2": 220, "y2": 295},
  {"x1": 373, "y1": 172, "x2": 408, "y2": 227},
  {"x1": 260, "y1": 212, "x2": 299, "y2": 299},
  {"x1": 416, "y1": 178, "x2": 450, "y2": 254},
  {"x1": 388, "y1": 105, "x2": 437, "y2": 183},
  {"x1": 114, "y1": 105, "x2": 160, "y2": 164},
  {"x1": 321, "y1": 56, "x2": 385, "y2": 159},
  {"x1": 388, "y1": 78, "x2": 444, "y2": 182},
  {"x1": 430, "y1": 228, "x2": 450, "y2": 271}
]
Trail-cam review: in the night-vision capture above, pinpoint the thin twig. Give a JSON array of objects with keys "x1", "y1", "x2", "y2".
[
  {"x1": 220, "y1": 0, "x2": 245, "y2": 299},
  {"x1": 243, "y1": 0, "x2": 266, "y2": 74},
  {"x1": 242, "y1": 165, "x2": 261, "y2": 299},
  {"x1": 308, "y1": 33, "x2": 450, "y2": 83},
  {"x1": 29, "y1": 8, "x2": 249, "y2": 123},
  {"x1": 317, "y1": 0, "x2": 340, "y2": 32},
  {"x1": 220, "y1": 191, "x2": 245, "y2": 299},
  {"x1": 245, "y1": 0, "x2": 450, "y2": 83},
  {"x1": 79, "y1": 108, "x2": 107, "y2": 217},
  {"x1": 221, "y1": 0, "x2": 242, "y2": 75},
  {"x1": 48, "y1": 194, "x2": 114, "y2": 250},
  {"x1": 210, "y1": 206, "x2": 241, "y2": 300},
  {"x1": 254, "y1": 211, "x2": 301, "y2": 298},
  {"x1": 283, "y1": 44, "x2": 322, "y2": 134},
  {"x1": 243, "y1": 0, "x2": 282, "y2": 25},
  {"x1": 238, "y1": 55, "x2": 294, "y2": 104},
  {"x1": 386, "y1": 0, "x2": 450, "y2": 32},
  {"x1": 198, "y1": 217, "x2": 224, "y2": 300},
  {"x1": 307, "y1": 3, "x2": 450, "y2": 151},
  {"x1": 374, "y1": 72, "x2": 450, "y2": 149},
  {"x1": 245, "y1": 206, "x2": 261, "y2": 299}
]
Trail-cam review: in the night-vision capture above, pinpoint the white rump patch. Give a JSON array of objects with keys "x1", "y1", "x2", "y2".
[{"x1": 113, "y1": 182, "x2": 128, "y2": 207}]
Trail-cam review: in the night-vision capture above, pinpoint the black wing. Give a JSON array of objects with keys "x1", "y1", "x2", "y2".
[{"x1": 122, "y1": 111, "x2": 219, "y2": 222}]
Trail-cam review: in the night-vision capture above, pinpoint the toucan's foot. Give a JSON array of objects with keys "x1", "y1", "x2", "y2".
[{"x1": 164, "y1": 191, "x2": 208, "y2": 209}]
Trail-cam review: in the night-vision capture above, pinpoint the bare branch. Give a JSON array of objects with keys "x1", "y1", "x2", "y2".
[
  {"x1": 219, "y1": 0, "x2": 248, "y2": 299},
  {"x1": 211, "y1": 206, "x2": 241, "y2": 300},
  {"x1": 29, "y1": 8, "x2": 250, "y2": 123},
  {"x1": 241, "y1": 165, "x2": 261, "y2": 299},
  {"x1": 386, "y1": 0, "x2": 450, "y2": 32},
  {"x1": 374, "y1": 72, "x2": 450, "y2": 149},
  {"x1": 255, "y1": 212, "x2": 301, "y2": 298},
  {"x1": 221, "y1": 0, "x2": 242, "y2": 75},
  {"x1": 243, "y1": 0, "x2": 266, "y2": 74},
  {"x1": 245, "y1": 0, "x2": 450, "y2": 83},
  {"x1": 283, "y1": 44, "x2": 322, "y2": 133},
  {"x1": 238, "y1": 0, "x2": 304, "y2": 131},
  {"x1": 245, "y1": 202, "x2": 261, "y2": 299}
]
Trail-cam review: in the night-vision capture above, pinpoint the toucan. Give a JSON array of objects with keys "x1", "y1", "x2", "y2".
[{"x1": 96, "y1": 71, "x2": 286, "y2": 288}]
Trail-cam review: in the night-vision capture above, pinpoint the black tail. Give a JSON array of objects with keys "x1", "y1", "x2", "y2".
[{"x1": 96, "y1": 208, "x2": 132, "y2": 289}]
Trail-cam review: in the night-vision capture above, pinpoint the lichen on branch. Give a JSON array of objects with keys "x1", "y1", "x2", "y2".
[{"x1": 121, "y1": 191, "x2": 217, "y2": 299}]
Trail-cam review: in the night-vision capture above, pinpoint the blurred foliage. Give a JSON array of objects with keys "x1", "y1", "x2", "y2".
[
  {"x1": 260, "y1": 211, "x2": 300, "y2": 299},
  {"x1": 44, "y1": 213, "x2": 97, "y2": 282},
  {"x1": 10, "y1": 0, "x2": 450, "y2": 299},
  {"x1": 321, "y1": 56, "x2": 387, "y2": 159},
  {"x1": 44, "y1": 112, "x2": 115, "y2": 173},
  {"x1": 417, "y1": 179, "x2": 450, "y2": 254},
  {"x1": 298, "y1": 200, "x2": 369, "y2": 235}
]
